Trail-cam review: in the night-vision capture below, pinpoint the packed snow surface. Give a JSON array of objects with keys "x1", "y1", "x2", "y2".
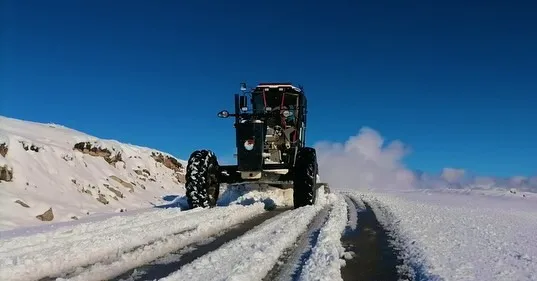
[
  {"x1": 0, "y1": 203, "x2": 267, "y2": 281},
  {"x1": 298, "y1": 193, "x2": 348, "y2": 281},
  {"x1": 353, "y1": 189, "x2": 537, "y2": 281},
  {"x1": 160, "y1": 203, "x2": 328, "y2": 281},
  {"x1": 0, "y1": 115, "x2": 187, "y2": 230}
]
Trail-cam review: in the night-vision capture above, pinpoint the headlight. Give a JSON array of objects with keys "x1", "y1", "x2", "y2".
[{"x1": 282, "y1": 110, "x2": 291, "y2": 117}]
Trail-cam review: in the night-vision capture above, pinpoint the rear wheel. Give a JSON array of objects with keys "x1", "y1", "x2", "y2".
[
  {"x1": 293, "y1": 147, "x2": 318, "y2": 208},
  {"x1": 185, "y1": 150, "x2": 220, "y2": 209}
]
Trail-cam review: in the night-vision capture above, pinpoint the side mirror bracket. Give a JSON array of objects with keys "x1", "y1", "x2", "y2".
[{"x1": 217, "y1": 110, "x2": 230, "y2": 118}]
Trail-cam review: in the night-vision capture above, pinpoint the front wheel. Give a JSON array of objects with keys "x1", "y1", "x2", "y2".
[
  {"x1": 293, "y1": 147, "x2": 318, "y2": 208},
  {"x1": 185, "y1": 150, "x2": 220, "y2": 209}
]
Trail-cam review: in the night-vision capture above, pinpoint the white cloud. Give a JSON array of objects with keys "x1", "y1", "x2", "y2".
[
  {"x1": 313, "y1": 126, "x2": 537, "y2": 193},
  {"x1": 441, "y1": 168, "x2": 466, "y2": 183},
  {"x1": 314, "y1": 127, "x2": 416, "y2": 191}
]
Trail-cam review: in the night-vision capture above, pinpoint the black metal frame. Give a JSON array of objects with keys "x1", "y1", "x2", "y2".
[{"x1": 217, "y1": 82, "x2": 309, "y2": 185}]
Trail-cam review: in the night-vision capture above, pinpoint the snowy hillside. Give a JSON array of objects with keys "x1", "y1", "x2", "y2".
[{"x1": 0, "y1": 115, "x2": 188, "y2": 231}]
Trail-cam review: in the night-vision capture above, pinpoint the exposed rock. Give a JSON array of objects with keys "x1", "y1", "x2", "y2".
[
  {"x1": 106, "y1": 186, "x2": 124, "y2": 198},
  {"x1": 151, "y1": 152, "x2": 183, "y2": 172},
  {"x1": 15, "y1": 200, "x2": 30, "y2": 208},
  {"x1": 109, "y1": 175, "x2": 134, "y2": 192},
  {"x1": 176, "y1": 173, "x2": 186, "y2": 183},
  {"x1": 97, "y1": 194, "x2": 109, "y2": 205},
  {"x1": 133, "y1": 169, "x2": 151, "y2": 177},
  {"x1": 0, "y1": 165, "x2": 13, "y2": 182},
  {"x1": 20, "y1": 140, "x2": 41, "y2": 152},
  {"x1": 71, "y1": 216, "x2": 79, "y2": 220},
  {"x1": 148, "y1": 152, "x2": 186, "y2": 183},
  {"x1": 36, "y1": 208, "x2": 54, "y2": 221},
  {"x1": 62, "y1": 153, "x2": 74, "y2": 161},
  {"x1": 73, "y1": 142, "x2": 123, "y2": 165},
  {"x1": 0, "y1": 143, "x2": 7, "y2": 157},
  {"x1": 107, "y1": 153, "x2": 123, "y2": 165}
]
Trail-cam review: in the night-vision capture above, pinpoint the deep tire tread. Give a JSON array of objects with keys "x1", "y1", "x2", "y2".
[
  {"x1": 185, "y1": 149, "x2": 220, "y2": 209},
  {"x1": 293, "y1": 147, "x2": 318, "y2": 208}
]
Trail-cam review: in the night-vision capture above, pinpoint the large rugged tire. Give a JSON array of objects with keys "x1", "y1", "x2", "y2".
[
  {"x1": 185, "y1": 150, "x2": 220, "y2": 209},
  {"x1": 293, "y1": 147, "x2": 318, "y2": 208}
]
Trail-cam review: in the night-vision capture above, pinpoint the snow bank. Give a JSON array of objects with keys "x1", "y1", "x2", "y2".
[
  {"x1": 0, "y1": 115, "x2": 187, "y2": 231},
  {"x1": 217, "y1": 183, "x2": 295, "y2": 208},
  {"x1": 357, "y1": 190, "x2": 537, "y2": 281},
  {"x1": 0, "y1": 203, "x2": 266, "y2": 281},
  {"x1": 298, "y1": 193, "x2": 348, "y2": 281}
]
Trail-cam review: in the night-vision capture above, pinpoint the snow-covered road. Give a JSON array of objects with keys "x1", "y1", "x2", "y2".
[
  {"x1": 1, "y1": 203, "x2": 268, "y2": 281},
  {"x1": 354, "y1": 189, "x2": 537, "y2": 281},
  {"x1": 2, "y1": 188, "x2": 537, "y2": 281}
]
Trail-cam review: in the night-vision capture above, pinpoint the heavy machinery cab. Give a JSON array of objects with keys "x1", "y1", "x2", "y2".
[
  {"x1": 250, "y1": 83, "x2": 307, "y2": 162},
  {"x1": 184, "y1": 81, "x2": 325, "y2": 210},
  {"x1": 217, "y1": 83, "x2": 309, "y2": 183}
]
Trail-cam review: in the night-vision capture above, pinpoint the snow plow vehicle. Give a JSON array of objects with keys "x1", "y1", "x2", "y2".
[{"x1": 184, "y1": 82, "x2": 329, "y2": 209}]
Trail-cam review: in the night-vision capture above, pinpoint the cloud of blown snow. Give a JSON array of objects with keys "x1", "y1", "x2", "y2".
[
  {"x1": 314, "y1": 127, "x2": 417, "y2": 191},
  {"x1": 314, "y1": 127, "x2": 537, "y2": 192},
  {"x1": 441, "y1": 168, "x2": 466, "y2": 183}
]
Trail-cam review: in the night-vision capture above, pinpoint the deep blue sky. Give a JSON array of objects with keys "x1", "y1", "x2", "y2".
[{"x1": 1, "y1": 0, "x2": 536, "y2": 177}]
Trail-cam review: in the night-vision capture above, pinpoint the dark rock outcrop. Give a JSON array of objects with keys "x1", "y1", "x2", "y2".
[
  {"x1": 20, "y1": 141, "x2": 41, "y2": 152},
  {"x1": 0, "y1": 143, "x2": 7, "y2": 157},
  {"x1": 73, "y1": 142, "x2": 123, "y2": 165},
  {"x1": 0, "y1": 165, "x2": 13, "y2": 182},
  {"x1": 151, "y1": 152, "x2": 185, "y2": 183},
  {"x1": 36, "y1": 208, "x2": 54, "y2": 221},
  {"x1": 15, "y1": 200, "x2": 30, "y2": 208},
  {"x1": 151, "y1": 152, "x2": 183, "y2": 172}
]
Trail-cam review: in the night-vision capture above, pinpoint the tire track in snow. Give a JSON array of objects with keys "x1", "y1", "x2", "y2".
[
  {"x1": 2, "y1": 204, "x2": 267, "y2": 281},
  {"x1": 296, "y1": 193, "x2": 348, "y2": 281},
  {"x1": 108, "y1": 207, "x2": 292, "y2": 281},
  {"x1": 343, "y1": 194, "x2": 358, "y2": 233},
  {"x1": 262, "y1": 205, "x2": 331, "y2": 281},
  {"x1": 158, "y1": 203, "x2": 328, "y2": 281},
  {"x1": 340, "y1": 194, "x2": 412, "y2": 281}
]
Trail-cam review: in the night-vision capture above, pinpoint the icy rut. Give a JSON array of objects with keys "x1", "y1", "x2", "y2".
[
  {"x1": 340, "y1": 194, "x2": 412, "y2": 281},
  {"x1": 0, "y1": 203, "x2": 267, "y2": 281},
  {"x1": 159, "y1": 204, "x2": 326, "y2": 281},
  {"x1": 108, "y1": 208, "x2": 292, "y2": 281},
  {"x1": 159, "y1": 193, "x2": 349, "y2": 281}
]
